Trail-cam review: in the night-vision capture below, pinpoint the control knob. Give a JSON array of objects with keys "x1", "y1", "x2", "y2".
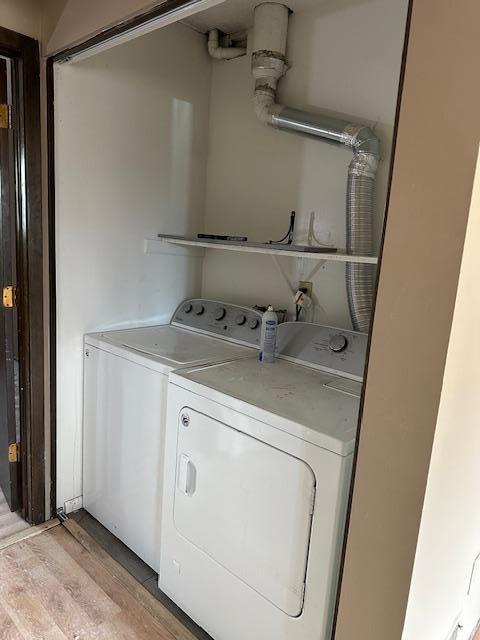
[
  {"x1": 183, "y1": 303, "x2": 193, "y2": 314},
  {"x1": 214, "y1": 307, "x2": 226, "y2": 321},
  {"x1": 329, "y1": 334, "x2": 348, "y2": 353},
  {"x1": 194, "y1": 303, "x2": 205, "y2": 316},
  {"x1": 248, "y1": 318, "x2": 259, "y2": 330},
  {"x1": 235, "y1": 314, "x2": 246, "y2": 326}
]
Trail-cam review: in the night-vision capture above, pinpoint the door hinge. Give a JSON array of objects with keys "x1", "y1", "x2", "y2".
[
  {"x1": 2, "y1": 286, "x2": 17, "y2": 308},
  {"x1": 0, "y1": 104, "x2": 13, "y2": 129},
  {"x1": 8, "y1": 443, "x2": 20, "y2": 463}
]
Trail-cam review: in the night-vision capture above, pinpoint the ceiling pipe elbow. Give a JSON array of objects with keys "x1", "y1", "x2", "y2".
[{"x1": 208, "y1": 29, "x2": 246, "y2": 60}]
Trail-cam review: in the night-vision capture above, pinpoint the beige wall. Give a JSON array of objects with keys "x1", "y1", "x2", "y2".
[
  {"x1": 402, "y1": 147, "x2": 480, "y2": 640},
  {"x1": 42, "y1": 0, "x2": 67, "y2": 47},
  {"x1": 45, "y1": 0, "x2": 166, "y2": 54},
  {"x1": 0, "y1": 0, "x2": 42, "y2": 39},
  {"x1": 335, "y1": 1, "x2": 480, "y2": 638}
]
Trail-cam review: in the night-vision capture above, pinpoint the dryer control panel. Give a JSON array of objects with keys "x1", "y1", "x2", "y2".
[
  {"x1": 172, "y1": 299, "x2": 263, "y2": 346},
  {"x1": 276, "y1": 322, "x2": 368, "y2": 380}
]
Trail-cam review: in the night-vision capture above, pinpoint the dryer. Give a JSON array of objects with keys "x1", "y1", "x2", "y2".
[
  {"x1": 83, "y1": 299, "x2": 263, "y2": 572},
  {"x1": 160, "y1": 322, "x2": 368, "y2": 640}
]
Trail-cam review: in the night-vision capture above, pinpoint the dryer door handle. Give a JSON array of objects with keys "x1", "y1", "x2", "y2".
[{"x1": 178, "y1": 454, "x2": 196, "y2": 496}]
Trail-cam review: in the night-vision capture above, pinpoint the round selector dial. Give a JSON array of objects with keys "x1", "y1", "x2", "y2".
[
  {"x1": 194, "y1": 303, "x2": 205, "y2": 316},
  {"x1": 248, "y1": 317, "x2": 260, "y2": 330},
  {"x1": 182, "y1": 303, "x2": 193, "y2": 314},
  {"x1": 235, "y1": 314, "x2": 246, "y2": 326},
  {"x1": 329, "y1": 334, "x2": 348, "y2": 353},
  {"x1": 214, "y1": 307, "x2": 226, "y2": 321}
]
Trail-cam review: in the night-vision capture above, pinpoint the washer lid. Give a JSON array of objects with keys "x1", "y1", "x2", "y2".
[
  {"x1": 85, "y1": 325, "x2": 253, "y2": 369},
  {"x1": 172, "y1": 357, "x2": 362, "y2": 455}
]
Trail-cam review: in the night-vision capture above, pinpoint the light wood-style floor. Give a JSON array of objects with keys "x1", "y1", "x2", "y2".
[
  {"x1": 0, "y1": 526, "x2": 188, "y2": 639},
  {"x1": 0, "y1": 489, "x2": 30, "y2": 542}
]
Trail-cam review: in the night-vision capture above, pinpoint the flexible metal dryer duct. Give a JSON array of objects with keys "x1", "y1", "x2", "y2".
[{"x1": 251, "y1": 2, "x2": 380, "y2": 332}]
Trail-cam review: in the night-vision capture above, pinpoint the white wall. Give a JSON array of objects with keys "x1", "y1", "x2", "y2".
[
  {"x1": 402, "y1": 147, "x2": 480, "y2": 640},
  {"x1": 55, "y1": 0, "x2": 408, "y2": 507},
  {"x1": 55, "y1": 23, "x2": 211, "y2": 508},
  {"x1": 201, "y1": 0, "x2": 409, "y2": 328}
]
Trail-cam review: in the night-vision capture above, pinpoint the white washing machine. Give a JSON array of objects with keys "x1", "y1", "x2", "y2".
[
  {"x1": 160, "y1": 322, "x2": 368, "y2": 640},
  {"x1": 83, "y1": 299, "x2": 263, "y2": 572}
]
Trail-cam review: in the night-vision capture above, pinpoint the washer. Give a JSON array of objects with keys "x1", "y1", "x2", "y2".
[
  {"x1": 83, "y1": 299, "x2": 263, "y2": 572},
  {"x1": 160, "y1": 322, "x2": 368, "y2": 640}
]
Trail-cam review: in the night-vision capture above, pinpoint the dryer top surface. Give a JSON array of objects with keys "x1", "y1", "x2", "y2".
[{"x1": 172, "y1": 357, "x2": 361, "y2": 455}]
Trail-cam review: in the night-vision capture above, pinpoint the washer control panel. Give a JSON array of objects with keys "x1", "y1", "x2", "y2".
[
  {"x1": 276, "y1": 322, "x2": 368, "y2": 380},
  {"x1": 172, "y1": 299, "x2": 263, "y2": 346}
]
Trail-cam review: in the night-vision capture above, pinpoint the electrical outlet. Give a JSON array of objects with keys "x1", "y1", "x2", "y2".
[{"x1": 298, "y1": 281, "x2": 313, "y2": 298}]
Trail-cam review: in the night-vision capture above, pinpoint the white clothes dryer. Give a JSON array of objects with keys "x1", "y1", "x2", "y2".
[
  {"x1": 83, "y1": 299, "x2": 263, "y2": 572},
  {"x1": 160, "y1": 322, "x2": 368, "y2": 640}
]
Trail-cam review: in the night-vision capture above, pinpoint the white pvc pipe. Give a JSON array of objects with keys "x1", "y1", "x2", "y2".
[
  {"x1": 252, "y1": 3, "x2": 289, "y2": 55},
  {"x1": 251, "y1": 3, "x2": 290, "y2": 124}
]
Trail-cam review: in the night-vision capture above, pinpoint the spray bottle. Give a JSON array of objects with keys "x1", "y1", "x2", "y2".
[{"x1": 259, "y1": 306, "x2": 278, "y2": 364}]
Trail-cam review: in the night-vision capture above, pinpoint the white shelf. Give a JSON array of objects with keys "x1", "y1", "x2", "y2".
[{"x1": 151, "y1": 236, "x2": 378, "y2": 265}]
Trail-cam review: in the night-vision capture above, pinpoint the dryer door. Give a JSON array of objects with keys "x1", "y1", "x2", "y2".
[{"x1": 174, "y1": 407, "x2": 316, "y2": 617}]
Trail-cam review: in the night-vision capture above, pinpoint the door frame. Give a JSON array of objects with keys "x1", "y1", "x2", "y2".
[{"x1": 0, "y1": 27, "x2": 43, "y2": 524}]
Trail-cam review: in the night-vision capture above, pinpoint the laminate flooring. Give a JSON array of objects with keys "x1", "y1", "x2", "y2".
[
  {"x1": 0, "y1": 488, "x2": 30, "y2": 542},
  {"x1": 0, "y1": 525, "x2": 197, "y2": 639}
]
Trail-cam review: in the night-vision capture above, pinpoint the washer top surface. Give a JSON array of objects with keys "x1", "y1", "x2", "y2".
[
  {"x1": 85, "y1": 325, "x2": 254, "y2": 373},
  {"x1": 84, "y1": 299, "x2": 264, "y2": 374},
  {"x1": 171, "y1": 357, "x2": 362, "y2": 456}
]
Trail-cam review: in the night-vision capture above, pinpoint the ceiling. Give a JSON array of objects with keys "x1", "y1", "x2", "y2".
[{"x1": 183, "y1": 0, "x2": 325, "y2": 35}]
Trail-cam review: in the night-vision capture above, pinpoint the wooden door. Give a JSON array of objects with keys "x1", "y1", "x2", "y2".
[{"x1": 0, "y1": 55, "x2": 21, "y2": 512}]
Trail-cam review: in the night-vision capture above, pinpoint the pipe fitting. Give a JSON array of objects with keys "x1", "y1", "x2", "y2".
[
  {"x1": 349, "y1": 152, "x2": 379, "y2": 179},
  {"x1": 253, "y1": 89, "x2": 284, "y2": 125},
  {"x1": 343, "y1": 123, "x2": 380, "y2": 158},
  {"x1": 208, "y1": 29, "x2": 246, "y2": 60},
  {"x1": 252, "y1": 49, "x2": 288, "y2": 126},
  {"x1": 252, "y1": 56, "x2": 288, "y2": 100}
]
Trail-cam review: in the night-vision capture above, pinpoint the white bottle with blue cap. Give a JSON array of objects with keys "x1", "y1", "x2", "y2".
[{"x1": 259, "y1": 305, "x2": 278, "y2": 363}]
